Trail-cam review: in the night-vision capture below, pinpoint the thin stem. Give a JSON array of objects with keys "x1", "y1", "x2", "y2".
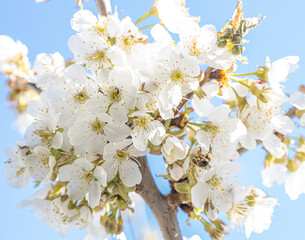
[
  {"x1": 139, "y1": 24, "x2": 155, "y2": 31},
  {"x1": 187, "y1": 122, "x2": 203, "y2": 127},
  {"x1": 230, "y1": 77, "x2": 251, "y2": 88},
  {"x1": 135, "y1": 10, "x2": 153, "y2": 25},
  {"x1": 230, "y1": 71, "x2": 258, "y2": 77}
]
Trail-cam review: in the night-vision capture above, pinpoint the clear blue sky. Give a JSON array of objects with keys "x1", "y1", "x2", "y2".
[{"x1": 1, "y1": 0, "x2": 305, "y2": 239}]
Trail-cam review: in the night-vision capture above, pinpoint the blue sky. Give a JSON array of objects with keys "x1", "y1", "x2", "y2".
[{"x1": 1, "y1": 0, "x2": 305, "y2": 239}]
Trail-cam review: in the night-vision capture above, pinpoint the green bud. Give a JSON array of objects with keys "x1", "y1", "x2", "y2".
[
  {"x1": 296, "y1": 151, "x2": 305, "y2": 162},
  {"x1": 223, "y1": 28, "x2": 236, "y2": 39},
  {"x1": 180, "y1": 193, "x2": 191, "y2": 202},
  {"x1": 299, "y1": 136, "x2": 305, "y2": 146},
  {"x1": 231, "y1": 33, "x2": 243, "y2": 44},
  {"x1": 116, "y1": 214, "x2": 124, "y2": 234},
  {"x1": 174, "y1": 182, "x2": 191, "y2": 194},
  {"x1": 283, "y1": 137, "x2": 291, "y2": 146},
  {"x1": 257, "y1": 93, "x2": 269, "y2": 103},
  {"x1": 231, "y1": 44, "x2": 244, "y2": 55},
  {"x1": 216, "y1": 36, "x2": 227, "y2": 48},
  {"x1": 256, "y1": 67, "x2": 269, "y2": 82},
  {"x1": 105, "y1": 219, "x2": 117, "y2": 235},
  {"x1": 273, "y1": 158, "x2": 286, "y2": 164},
  {"x1": 107, "y1": 183, "x2": 120, "y2": 195},
  {"x1": 249, "y1": 84, "x2": 261, "y2": 96},
  {"x1": 288, "y1": 159, "x2": 299, "y2": 172},
  {"x1": 116, "y1": 200, "x2": 129, "y2": 211},
  {"x1": 100, "y1": 214, "x2": 108, "y2": 226}
]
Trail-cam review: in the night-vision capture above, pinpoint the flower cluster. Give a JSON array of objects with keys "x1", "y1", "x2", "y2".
[{"x1": 1, "y1": 0, "x2": 305, "y2": 239}]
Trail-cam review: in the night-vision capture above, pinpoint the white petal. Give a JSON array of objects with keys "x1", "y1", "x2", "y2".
[
  {"x1": 180, "y1": 58, "x2": 200, "y2": 77},
  {"x1": 262, "y1": 134, "x2": 285, "y2": 158},
  {"x1": 191, "y1": 182, "x2": 209, "y2": 209},
  {"x1": 94, "y1": 166, "x2": 107, "y2": 187},
  {"x1": 208, "y1": 105, "x2": 230, "y2": 122},
  {"x1": 169, "y1": 163, "x2": 184, "y2": 181},
  {"x1": 71, "y1": 10, "x2": 97, "y2": 32},
  {"x1": 88, "y1": 181, "x2": 102, "y2": 208},
  {"x1": 196, "y1": 130, "x2": 210, "y2": 150},
  {"x1": 290, "y1": 92, "x2": 305, "y2": 110},
  {"x1": 119, "y1": 160, "x2": 142, "y2": 187},
  {"x1": 192, "y1": 96, "x2": 214, "y2": 117},
  {"x1": 271, "y1": 115, "x2": 294, "y2": 135}
]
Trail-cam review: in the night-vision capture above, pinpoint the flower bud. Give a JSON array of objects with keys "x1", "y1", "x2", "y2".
[
  {"x1": 299, "y1": 85, "x2": 305, "y2": 94},
  {"x1": 116, "y1": 214, "x2": 124, "y2": 234},
  {"x1": 107, "y1": 183, "x2": 120, "y2": 195},
  {"x1": 174, "y1": 181, "x2": 191, "y2": 194},
  {"x1": 288, "y1": 159, "x2": 299, "y2": 172},
  {"x1": 223, "y1": 28, "x2": 236, "y2": 39},
  {"x1": 231, "y1": 44, "x2": 244, "y2": 55},
  {"x1": 105, "y1": 220, "x2": 117, "y2": 235},
  {"x1": 231, "y1": 33, "x2": 243, "y2": 44},
  {"x1": 257, "y1": 93, "x2": 269, "y2": 103},
  {"x1": 296, "y1": 150, "x2": 305, "y2": 162},
  {"x1": 217, "y1": 36, "x2": 227, "y2": 48}
]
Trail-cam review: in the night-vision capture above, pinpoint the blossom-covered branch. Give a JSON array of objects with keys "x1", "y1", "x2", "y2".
[{"x1": 1, "y1": 0, "x2": 305, "y2": 240}]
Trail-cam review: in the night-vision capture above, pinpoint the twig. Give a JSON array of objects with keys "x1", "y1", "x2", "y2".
[{"x1": 96, "y1": 0, "x2": 112, "y2": 16}]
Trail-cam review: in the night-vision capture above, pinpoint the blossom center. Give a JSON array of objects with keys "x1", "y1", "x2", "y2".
[
  {"x1": 90, "y1": 118, "x2": 106, "y2": 134},
  {"x1": 110, "y1": 87, "x2": 121, "y2": 102},
  {"x1": 95, "y1": 23, "x2": 106, "y2": 36},
  {"x1": 134, "y1": 116, "x2": 150, "y2": 128},
  {"x1": 203, "y1": 122, "x2": 220, "y2": 135},
  {"x1": 115, "y1": 150, "x2": 130, "y2": 162},
  {"x1": 170, "y1": 69, "x2": 184, "y2": 83},
  {"x1": 189, "y1": 42, "x2": 202, "y2": 57},
  {"x1": 74, "y1": 90, "x2": 90, "y2": 104},
  {"x1": 34, "y1": 129, "x2": 52, "y2": 144},
  {"x1": 207, "y1": 175, "x2": 222, "y2": 188}
]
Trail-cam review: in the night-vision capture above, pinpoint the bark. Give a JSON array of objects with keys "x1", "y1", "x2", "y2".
[
  {"x1": 96, "y1": 0, "x2": 112, "y2": 16},
  {"x1": 136, "y1": 156, "x2": 183, "y2": 240}
]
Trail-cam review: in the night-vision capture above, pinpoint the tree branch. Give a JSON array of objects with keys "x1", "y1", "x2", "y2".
[
  {"x1": 96, "y1": 0, "x2": 112, "y2": 16},
  {"x1": 136, "y1": 156, "x2": 182, "y2": 240}
]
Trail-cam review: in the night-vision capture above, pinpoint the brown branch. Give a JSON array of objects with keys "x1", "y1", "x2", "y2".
[
  {"x1": 136, "y1": 156, "x2": 182, "y2": 240},
  {"x1": 286, "y1": 107, "x2": 297, "y2": 118},
  {"x1": 96, "y1": 0, "x2": 112, "y2": 16}
]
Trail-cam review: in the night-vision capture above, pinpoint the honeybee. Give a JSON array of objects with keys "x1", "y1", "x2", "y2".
[{"x1": 191, "y1": 148, "x2": 211, "y2": 169}]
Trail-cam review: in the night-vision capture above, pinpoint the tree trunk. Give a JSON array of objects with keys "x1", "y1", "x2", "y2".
[{"x1": 136, "y1": 156, "x2": 182, "y2": 240}]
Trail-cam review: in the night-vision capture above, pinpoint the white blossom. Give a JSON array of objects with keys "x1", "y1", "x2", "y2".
[
  {"x1": 130, "y1": 111, "x2": 165, "y2": 151},
  {"x1": 27, "y1": 146, "x2": 55, "y2": 183},
  {"x1": 59, "y1": 158, "x2": 107, "y2": 208},
  {"x1": 196, "y1": 105, "x2": 247, "y2": 159},
  {"x1": 3, "y1": 146, "x2": 31, "y2": 188},
  {"x1": 103, "y1": 139, "x2": 148, "y2": 187},
  {"x1": 191, "y1": 162, "x2": 243, "y2": 219}
]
